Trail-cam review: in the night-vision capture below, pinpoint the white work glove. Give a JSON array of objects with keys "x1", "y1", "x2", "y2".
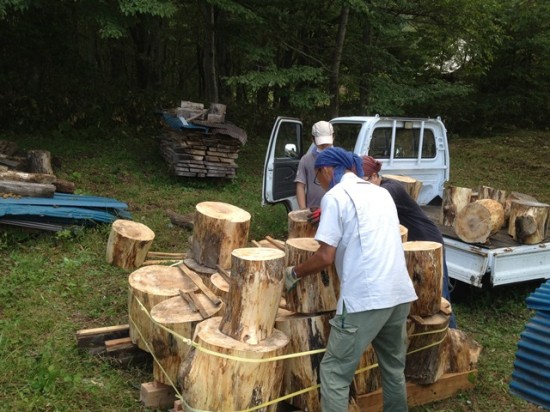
[{"x1": 285, "y1": 266, "x2": 300, "y2": 292}]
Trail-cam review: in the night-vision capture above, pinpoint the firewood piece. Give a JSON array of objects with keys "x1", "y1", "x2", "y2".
[
  {"x1": 0, "y1": 170, "x2": 56, "y2": 184},
  {"x1": 439, "y1": 185, "x2": 472, "y2": 227},
  {"x1": 141, "y1": 259, "x2": 182, "y2": 266},
  {"x1": 275, "y1": 309, "x2": 334, "y2": 411},
  {"x1": 383, "y1": 174, "x2": 423, "y2": 201},
  {"x1": 191, "y1": 201, "x2": 251, "y2": 270},
  {"x1": 147, "y1": 251, "x2": 186, "y2": 259},
  {"x1": 508, "y1": 200, "x2": 550, "y2": 244},
  {"x1": 140, "y1": 381, "x2": 176, "y2": 410},
  {"x1": 445, "y1": 328, "x2": 482, "y2": 374},
  {"x1": 403, "y1": 241, "x2": 444, "y2": 317},
  {"x1": 182, "y1": 257, "x2": 217, "y2": 275},
  {"x1": 151, "y1": 294, "x2": 221, "y2": 384},
  {"x1": 265, "y1": 235, "x2": 285, "y2": 250},
  {"x1": 251, "y1": 240, "x2": 262, "y2": 247},
  {"x1": 219, "y1": 247, "x2": 286, "y2": 345},
  {"x1": 284, "y1": 238, "x2": 340, "y2": 314},
  {"x1": 287, "y1": 209, "x2": 317, "y2": 239},
  {"x1": 477, "y1": 185, "x2": 507, "y2": 207},
  {"x1": 27, "y1": 149, "x2": 53, "y2": 174},
  {"x1": 454, "y1": 199, "x2": 504, "y2": 244},
  {"x1": 76, "y1": 324, "x2": 129, "y2": 354},
  {"x1": 52, "y1": 178, "x2": 75, "y2": 194},
  {"x1": 106, "y1": 219, "x2": 155, "y2": 270},
  {"x1": 504, "y1": 192, "x2": 538, "y2": 223},
  {"x1": 400, "y1": 224, "x2": 408, "y2": 242},
  {"x1": 178, "y1": 264, "x2": 221, "y2": 306},
  {"x1": 215, "y1": 264, "x2": 232, "y2": 284},
  {"x1": 0, "y1": 181, "x2": 55, "y2": 198},
  {"x1": 405, "y1": 312, "x2": 450, "y2": 384},
  {"x1": 180, "y1": 317, "x2": 288, "y2": 412},
  {"x1": 207, "y1": 273, "x2": 229, "y2": 303},
  {"x1": 166, "y1": 209, "x2": 195, "y2": 229},
  {"x1": 128, "y1": 265, "x2": 198, "y2": 352}
]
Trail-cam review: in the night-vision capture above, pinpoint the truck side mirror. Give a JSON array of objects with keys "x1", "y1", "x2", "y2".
[{"x1": 285, "y1": 143, "x2": 298, "y2": 158}]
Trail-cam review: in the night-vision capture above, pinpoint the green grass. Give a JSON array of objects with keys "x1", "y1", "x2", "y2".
[{"x1": 0, "y1": 126, "x2": 549, "y2": 411}]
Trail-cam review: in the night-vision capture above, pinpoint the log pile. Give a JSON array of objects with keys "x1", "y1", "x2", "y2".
[{"x1": 158, "y1": 102, "x2": 247, "y2": 179}]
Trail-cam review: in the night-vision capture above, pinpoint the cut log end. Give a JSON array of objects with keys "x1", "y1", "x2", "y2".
[
  {"x1": 231, "y1": 247, "x2": 285, "y2": 261},
  {"x1": 195, "y1": 201, "x2": 251, "y2": 222}
]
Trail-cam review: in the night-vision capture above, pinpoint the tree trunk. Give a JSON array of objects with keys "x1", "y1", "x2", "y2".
[
  {"x1": 219, "y1": 247, "x2": 285, "y2": 345},
  {"x1": 454, "y1": 199, "x2": 504, "y2": 243},
  {"x1": 180, "y1": 317, "x2": 288, "y2": 412},
  {"x1": 27, "y1": 149, "x2": 53, "y2": 174},
  {"x1": 328, "y1": 5, "x2": 350, "y2": 118},
  {"x1": 440, "y1": 185, "x2": 472, "y2": 227},
  {"x1": 508, "y1": 200, "x2": 550, "y2": 244},
  {"x1": 128, "y1": 265, "x2": 198, "y2": 352},
  {"x1": 288, "y1": 209, "x2": 317, "y2": 239},
  {"x1": 403, "y1": 241, "x2": 443, "y2": 317},
  {"x1": 150, "y1": 294, "x2": 222, "y2": 385},
  {"x1": 284, "y1": 237, "x2": 340, "y2": 314},
  {"x1": 0, "y1": 181, "x2": 55, "y2": 198},
  {"x1": 384, "y1": 174, "x2": 423, "y2": 202},
  {"x1": 106, "y1": 219, "x2": 155, "y2": 270},
  {"x1": 191, "y1": 201, "x2": 251, "y2": 270}
]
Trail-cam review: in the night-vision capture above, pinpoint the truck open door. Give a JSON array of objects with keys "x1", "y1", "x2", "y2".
[{"x1": 262, "y1": 117, "x2": 303, "y2": 211}]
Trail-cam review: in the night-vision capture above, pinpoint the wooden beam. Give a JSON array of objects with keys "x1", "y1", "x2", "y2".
[
  {"x1": 140, "y1": 381, "x2": 176, "y2": 410},
  {"x1": 178, "y1": 264, "x2": 221, "y2": 305}
]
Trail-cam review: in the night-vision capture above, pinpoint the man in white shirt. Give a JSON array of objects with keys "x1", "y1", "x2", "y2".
[{"x1": 285, "y1": 147, "x2": 417, "y2": 412}]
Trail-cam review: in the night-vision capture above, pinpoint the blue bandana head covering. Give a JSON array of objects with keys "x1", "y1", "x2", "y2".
[{"x1": 314, "y1": 147, "x2": 364, "y2": 188}]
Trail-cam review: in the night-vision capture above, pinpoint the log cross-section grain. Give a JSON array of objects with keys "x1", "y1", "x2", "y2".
[
  {"x1": 128, "y1": 265, "x2": 197, "y2": 352},
  {"x1": 284, "y1": 238, "x2": 340, "y2": 314},
  {"x1": 218, "y1": 247, "x2": 286, "y2": 345},
  {"x1": 180, "y1": 317, "x2": 288, "y2": 412},
  {"x1": 191, "y1": 201, "x2": 251, "y2": 270},
  {"x1": 106, "y1": 219, "x2": 156, "y2": 270},
  {"x1": 454, "y1": 199, "x2": 504, "y2": 244},
  {"x1": 287, "y1": 209, "x2": 317, "y2": 239},
  {"x1": 507, "y1": 200, "x2": 550, "y2": 244},
  {"x1": 439, "y1": 185, "x2": 472, "y2": 227},
  {"x1": 403, "y1": 241, "x2": 444, "y2": 317}
]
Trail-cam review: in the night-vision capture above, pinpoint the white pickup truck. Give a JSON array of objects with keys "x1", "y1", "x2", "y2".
[{"x1": 262, "y1": 116, "x2": 550, "y2": 291}]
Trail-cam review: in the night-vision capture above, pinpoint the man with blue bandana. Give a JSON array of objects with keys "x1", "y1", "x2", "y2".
[{"x1": 285, "y1": 147, "x2": 417, "y2": 411}]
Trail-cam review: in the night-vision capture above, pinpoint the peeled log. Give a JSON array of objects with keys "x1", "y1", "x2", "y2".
[
  {"x1": 181, "y1": 317, "x2": 288, "y2": 412},
  {"x1": 405, "y1": 312, "x2": 450, "y2": 384},
  {"x1": 508, "y1": 200, "x2": 550, "y2": 244},
  {"x1": 128, "y1": 265, "x2": 197, "y2": 352},
  {"x1": 106, "y1": 219, "x2": 155, "y2": 270},
  {"x1": 383, "y1": 174, "x2": 423, "y2": 202},
  {"x1": 284, "y1": 238, "x2": 340, "y2": 314},
  {"x1": 439, "y1": 185, "x2": 472, "y2": 227},
  {"x1": 454, "y1": 199, "x2": 504, "y2": 244},
  {"x1": 150, "y1": 294, "x2": 221, "y2": 385},
  {"x1": 288, "y1": 209, "x2": 317, "y2": 239},
  {"x1": 219, "y1": 247, "x2": 285, "y2": 345},
  {"x1": 403, "y1": 241, "x2": 443, "y2": 317},
  {"x1": 191, "y1": 201, "x2": 251, "y2": 270}
]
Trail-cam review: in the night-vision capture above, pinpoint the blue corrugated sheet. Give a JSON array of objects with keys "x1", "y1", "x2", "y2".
[
  {"x1": 0, "y1": 193, "x2": 131, "y2": 230},
  {"x1": 510, "y1": 279, "x2": 550, "y2": 410}
]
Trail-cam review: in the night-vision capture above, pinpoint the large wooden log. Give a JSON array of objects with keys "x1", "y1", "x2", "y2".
[
  {"x1": 0, "y1": 181, "x2": 55, "y2": 198},
  {"x1": 403, "y1": 241, "x2": 443, "y2": 317},
  {"x1": 454, "y1": 199, "x2": 504, "y2": 244},
  {"x1": 27, "y1": 149, "x2": 53, "y2": 174},
  {"x1": 405, "y1": 312, "x2": 450, "y2": 384},
  {"x1": 508, "y1": 200, "x2": 550, "y2": 244},
  {"x1": 150, "y1": 294, "x2": 221, "y2": 385},
  {"x1": 383, "y1": 174, "x2": 423, "y2": 202},
  {"x1": 284, "y1": 237, "x2": 340, "y2": 314},
  {"x1": 287, "y1": 210, "x2": 317, "y2": 239},
  {"x1": 439, "y1": 185, "x2": 472, "y2": 227},
  {"x1": 477, "y1": 185, "x2": 507, "y2": 207},
  {"x1": 219, "y1": 247, "x2": 285, "y2": 345},
  {"x1": 0, "y1": 170, "x2": 56, "y2": 184},
  {"x1": 128, "y1": 265, "x2": 197, "y2": 352},
  {"x1": 106, "y1": 219, "x2": 155, "y2": 270},
  {"x1": 180, "y1": 317, "x2": 288, "y2": 412},
  {"x1": 191, "y1": 201, "x2": 251, "y2": 270},
  {"x1": 504, "y1": 192, "x2": 538, "y2": 223}
]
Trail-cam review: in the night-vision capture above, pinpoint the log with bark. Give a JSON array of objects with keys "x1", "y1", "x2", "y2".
[
  {"x1": 0, "y1": 170, "x2": 56, "y2": 184},
  {"x1": 180, "y1": 317, "x2": 288, "y2": 412},
  {"x1": 106, "y1": 219, "x2": 156, "y2": 270},
  {"x1": 403, "y1": 241, "x2": 444, "y2": 317},
  {"x1": 128, "y1": 265, "x2": 198, "y2": 352},
  {"x1": 477, "y1": 185, "x2": 507, "y2": 207},
  {"x1": 284, "y1": 237, "x2": 340, "y2": 314},
  {"x1": 504, "y1": 192, "x2": 538, "y2": 223},
  {"x1": 219, "y1": 247, "x2": 286, "y2": 345},
  {"x1": 287, "y1": 209, "x2": 317, "y2": 239},
  {"x1": 27, "y1": 149, "x2": 53, "y2": 174},
  {"x1": 383, "y1": 174, "x2": 423, "y2": 202},
  {"x1": 444, "y1": 328, "x2": 482, "y2": 374},
  {"x1": 508, "y1": 199, "x2": 550, "y2": 244},
  {"x1": 454, "y1": 199, "x2": 505, "y2": 244},
  {"x1": 52, "y1": 178, "x2": 75, "y2": 194},
  {"x1": 191, "y1": 201, "x2": 251, "y2": 270},
  {"x1": 439, "y1": 185, "x2": 472, "y2": 227},
  {"x1": 0, "y1": 181, "x2": 55, "y2": 198}
]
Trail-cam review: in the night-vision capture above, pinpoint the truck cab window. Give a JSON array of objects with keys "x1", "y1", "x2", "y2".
[
  {"x1": 275, "y1": 122, "x2": 302, "y2": 158},
  {"x1": 370, "y1": 127, "x2": 436, "y2": 159}
]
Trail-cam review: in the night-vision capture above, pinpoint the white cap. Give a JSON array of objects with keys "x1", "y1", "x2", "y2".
[{"x1": 312, "y1": 121, "x2": 334, "y2": 146}]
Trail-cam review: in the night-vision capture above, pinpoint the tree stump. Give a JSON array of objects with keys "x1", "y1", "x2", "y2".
[
  {"x1": 150, "y1": 293, "x2": 221, "y2": 385},
  {"x1": 275, "y1": 309, "x2": 333, "y2": 412},
  {"x1": 405, "y1": 312, "x2": 450, "y2": 384},
  {"x1": 27, "y1": 149, "x2": 53, "y2": 174},
  {"x1": 439, "y1": 185, "x2": 472, "y2": 227},
  {"x1": 219, "y1": 247, "x2": 285, "y2": 345},
  {"x1": 454, "y1": 199, "x2": 504, "y2": 243},
  {"x1": 383, "y1": 174, "x2": 423, "y2": 201},
  {"x1": 206, "y1": 272, "x2": 230, "y2": 300},
  {"x1": 508, "y1": 200, "x2": 550, "y2": 244},
  {"x1": 180, "y1": 317, "x2": 288, "y2": 412},
  {"x1": 400, "y1": 224, "x2": 408, "y2": 242},
  {"x1": 106, "y1": 219, "x2": 155, "y2": 270},
  {"x1": 284, "y1": 237, "x2": 340, "y2": 314},
  {"x1": 504, "y1": 192, "x2": 538, "y2": 224},
  {"x1": 128, "y1": 265, "x2": 197, "y2": 352},
  {"x1": 288, "y1": 209, "x2": 317, "y2": 239},
  {"x1": 403, "y1": 241, "x2": 443, "y2": 317},
  {"x1": 191, "y1": 201, "x2": 251, "y2": 270}
]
